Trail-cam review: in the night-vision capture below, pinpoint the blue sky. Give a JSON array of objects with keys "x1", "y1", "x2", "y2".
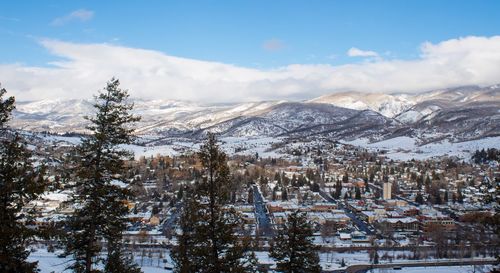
[
  {"x1": 2, "y1": 0, "x2": 499, "y2": 68},
  {"x1": 1, "y1": 1, "x2": 500, "y2": 102}
]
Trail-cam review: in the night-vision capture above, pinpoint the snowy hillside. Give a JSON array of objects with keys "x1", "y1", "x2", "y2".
[
  {"x1": 308, "y1": 92, "x2": 413, "y2": 118},
  {"x1": 10, "y1": 84, "x2": 500, "y2": 144}
]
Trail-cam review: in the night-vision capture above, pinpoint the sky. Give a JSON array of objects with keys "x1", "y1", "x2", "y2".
[{"x1": 1, "y1": 0, "x2": 500, "y2": 102}]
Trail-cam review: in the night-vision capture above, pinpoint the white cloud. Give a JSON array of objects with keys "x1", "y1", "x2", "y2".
[
  {"x1": 51, "y1": 9, "x2": 94, "y2": 26},
  {"x1": 347, "y1": 47, "x2": 379, "y2": 57},
  {"x1": 2, "y1": 36, "x2": 500, "y2": 102}
]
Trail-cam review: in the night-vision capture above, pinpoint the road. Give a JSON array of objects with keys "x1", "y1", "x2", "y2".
[
  {"x1": 319, "y1": 189, "x2": 375, "y2": 235},
  {"x1": 162, "y1": 202, "x2": 182, "y2": 236},
  {"x1": 340, "y1": 258, "x2": 497, "y2": 273},
  {"x1": 253, "y1": 184, "x2": 274, "y2": 237}
]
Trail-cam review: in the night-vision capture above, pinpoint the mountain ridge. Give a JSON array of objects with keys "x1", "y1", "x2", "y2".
[{"x1": 10, "y1": 84, "x2": 500, "y2": 144}]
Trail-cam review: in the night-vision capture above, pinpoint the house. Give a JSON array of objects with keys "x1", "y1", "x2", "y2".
[
  {"x1": 149, "y1": 215, "x2": 160, "y2": 226},
  {"x1": 378, "y1": 217, "x2": 419, "y2": 232},
  {"x1": 418, "y1": 213, "x2": 455, "y2": 232}
]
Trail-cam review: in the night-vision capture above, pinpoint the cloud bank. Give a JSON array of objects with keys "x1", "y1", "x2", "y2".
[{"x1": 2, "y1": 36, "x2": 500, "y2": 102}]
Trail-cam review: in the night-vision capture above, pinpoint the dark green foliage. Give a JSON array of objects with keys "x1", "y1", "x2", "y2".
[
  {"x1": 415, "y1": 192, "x2": 424, "y2": 205},
  {"x1": 434, "y1": 191, "x2": 442, "y2": 205},
  {"x1": 63, "y1": 79, "x2": 141, "y2": 273},
  {"x1": 472, "y1": 148, "x2": 499, "y2": 164},
  {"x1": 0, "y1": 86, "x2": 15, "y2": 126},
  {"x1": 355, "y1": 187, "x2": 362, "y2": 199},
  {"x1": 373, "y1": 250, "x2": 379, "y2": 264},
  {"x1": 171, "y1": 193, "x2": 200, "y2": 273},
  {"x1": 282, "y1": 188, "x2": 288, "y2": 201},
  {"x1": 172, "y1": 133, "x2": 249, "y2": 272},
  {"x1": 334, "y1": 179, "x2": 342, "y2": 199},
  {"x1": 456, "y1": 186, "x2": 464, "y2": 204},
  {"x1": 310, "y1": 182, "x2": 320, "y2": 192},
  {"x1": 0, "y1": 85, "x2": 47, "y2": 273},
  {"x1": 270, "y1": 210, "x2": 321, "y2": 273},
  {"x1": 247, "y1": 187, "x2": 254, "y2": 204}
]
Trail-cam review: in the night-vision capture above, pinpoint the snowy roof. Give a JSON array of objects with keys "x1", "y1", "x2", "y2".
[
  {"x1": 379, "y1": 217, "x2": 418, "y2": 224},
  {"x1": 40, "y1": 192, "x2": 69, "y2": 202},
  {"x1": 339, "y1": 233, "x2": 351, "y2": 239},
  {"x1": 110, "y1": 179, "x2": 128, "y2": 188}
]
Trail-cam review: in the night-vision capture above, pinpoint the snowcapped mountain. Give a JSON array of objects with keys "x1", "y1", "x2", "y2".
[
  {"x1": 308, "y1": 92, "x2": 413, "y2": 118},
  {"x1": 192, "y1": 102, "x2": 395, "y2": 139},
  {"x1": 10, "y1": 84, "x2": 500, "y2": 144}
]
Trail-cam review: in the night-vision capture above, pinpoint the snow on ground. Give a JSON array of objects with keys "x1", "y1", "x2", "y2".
[
  {"x1": 125, "y1": 136, "x2": 283, "y2": 160},
  {"x1": 40, "y1": 192, "x2": 69, "y2": 202},
  {"x1": 39, "y1": 133, "x2": 500, "y2": 162},
  {"x1": 345, "y1": 136, "x2": 500, "y2": 161},
  {"x1": 123, "y1": 143, "x2": 181, "y2": 159},
  {"x1": 29, "y1": 248, "x2": 68, "y2": 273},
  {"x1": 29, "y1": 247, "x2": 497, "y2": 273},
  {"x1": 371, "y1": 265, "x2": 493, "y2": 273},
  {"x1": 220, "y1": 136, "x2": 283, "y2": 158},
  {"x1": 40, "y1": 134, "x2": 198, "y2": 159},
  {"x1": 29, "y1": 248, "x2": 172, "y2": 273},
  {"x1": 42, "y1": 135, "x2": 81, "y2": 145}
]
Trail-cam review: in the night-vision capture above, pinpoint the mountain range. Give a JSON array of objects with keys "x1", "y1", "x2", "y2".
[{"x1": 11, "y1": 84, "x2": 500, "y2": 145}]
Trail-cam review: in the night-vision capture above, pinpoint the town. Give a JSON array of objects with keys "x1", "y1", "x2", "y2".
[
  {"x1": 29, "y1": 132, "x2": 500, "y2": 272},
  {"x1": 2, "y1": 2, "x2": 500, "y2": 271}
]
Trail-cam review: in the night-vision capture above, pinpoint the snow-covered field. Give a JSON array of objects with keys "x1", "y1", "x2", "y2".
[
  {"x1": 39, "y1": 133, "x2": 500, "y2": 162},
  {"x1": 29, "y1": 248, "x2": 170, "y2": 273},
  {"x1": 345, "y1": 136, "x2": 500, "y2": 161},
  {"x1": 30, "y1": 248, "x2": 496, "y2": 273},
  {"x1": 371, "y1": 265, "x2": 493, "y2": 273}
]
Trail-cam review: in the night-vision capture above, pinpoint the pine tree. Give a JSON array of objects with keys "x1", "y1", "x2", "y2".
[
  {"x1": 355, "y1": 187, "x2": 362, "y2": 200},
  {"x1": 63, "y1": 79, "x2": 141, "y2": 273},
  {"x1": 172, "y1": 133, "x2": 248, "y2": 272},
  {"x1": 334, "y1": 179, "x2": 342, "y2": 199},
  {"x1": 248, "y1": 187, "x2": 254, "y2": 204},
  {"x1": 270, "y1": 210, "x2": 321, "y2": 273},
  {"x1": 282, "y1": 188, "x2": 288, "y2": 201},
  {"x1": 373, "y1": 250, "x2": 379, "y2": 264},
  {"x1": 457, "y1": 187, "x2": 464, "y2": 204},
  {"x1": 415, "y1": 192, "x2": 424, "y2": 205},
  {"x1": 243, "y1": 250, "x2": 259, "y2": 273},
  {"x1": 435, "y1": 192, "x2": 442, "y2": 205},
  {"x1": 0, "y1": 85, "x2": 47, "y2": 273},
  {"x1": 171, "y1": 190, "x2": 201, "y2": 273}
]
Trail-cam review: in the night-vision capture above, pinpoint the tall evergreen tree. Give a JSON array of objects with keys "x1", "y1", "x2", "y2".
[
  {"x1": 172, "y1": 133, "x2": 249, "y2": 272},
  {"x1": 0, "y1": 85, "x2": 47, "y2": 273},
  {"x1": 63, "y1": 78, "x2": 141, "y2": 273},
  {"x1": 355, "y1": 187, "x2": 362, "y2": 200},
  {"x1": 171, "y1": 189, "x2": 202, "y2": 273},
  {"x1": 282, "y1": 188, "x2": 288, "y2": 201},
  {"x1": 364, "y1": 177, "x2": 371, "y2": 193},
  {"x1": 270, "y1": 210, "x2": 321, "y2": 273},
  {"x1": 415, "y1": 192, "x2": 424, "y2": 205},
  {"x1": 334, "y1": 179, "x2": 342, "y2": 199}
]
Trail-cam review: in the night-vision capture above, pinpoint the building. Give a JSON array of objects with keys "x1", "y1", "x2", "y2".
[
  {"x1": 383, "y1": 182, "x2": 392, "y2": 200},
  {"x1": 418, "y1": 214, "x2": 456, "y2": 232},
  {"x1": 378, "y1": 217, "x2": 419, "y2": 232}
]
